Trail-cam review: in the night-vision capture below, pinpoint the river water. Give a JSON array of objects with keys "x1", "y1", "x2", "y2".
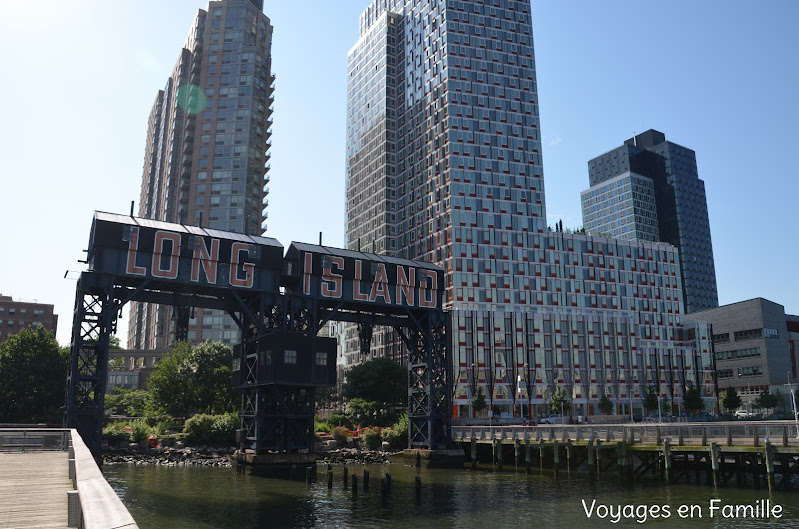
[{"x1": 104, "y1": 463, "x2": 799, "y2": 528}]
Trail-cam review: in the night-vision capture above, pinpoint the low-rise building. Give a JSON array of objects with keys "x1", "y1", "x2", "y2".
[
  {"x1": 0, "y1": 295, "x2": 58, "y2": 342},
  {"x1": 686, "y1": 298, "x2": 798, "y2": 413}
]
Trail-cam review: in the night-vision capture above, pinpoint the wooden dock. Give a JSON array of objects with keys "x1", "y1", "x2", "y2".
[
  {"x1": 0, "y1": 451, "x2": 71, "y2": 529},
  {"x1": 454, "y1": 422, "x2": 799, "y2": 490}
]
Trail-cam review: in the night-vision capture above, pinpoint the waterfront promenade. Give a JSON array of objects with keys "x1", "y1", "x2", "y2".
[
  {"x1": 0, "y1": 428, "x2": 138, "y2": 529},
  {"x1": 0, "y1": 451, "x2": 71, "y2": 528}
]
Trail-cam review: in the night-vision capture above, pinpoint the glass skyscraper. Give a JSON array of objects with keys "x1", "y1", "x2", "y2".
[
  {"x1": 128, "y1": 0, "x2": 274, "y2": 350},
  {"x1": 582, "y1": 130, "x2": 719, "y2": 314},
  {"x1": 347, "y1": 1, "x2": 717, "y2": 418}
]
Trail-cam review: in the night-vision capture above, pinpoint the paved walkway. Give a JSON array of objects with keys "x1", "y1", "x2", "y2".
[{"x1": 0, "y1": 451, "x2": 70, "y2": 529}]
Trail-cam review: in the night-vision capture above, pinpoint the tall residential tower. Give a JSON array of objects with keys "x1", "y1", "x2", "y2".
[
  {"x1": 347, "y1": 1, "x2": 716, "y2": 418},
  {"x1": 581, "y1": 130, "x2": 718, "y2": 313},
  {"x1": 128, "y1": 0, "x2": 274, "y2": 349}
]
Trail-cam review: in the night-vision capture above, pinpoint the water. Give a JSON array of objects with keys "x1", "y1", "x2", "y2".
[{"x1": 104, "y1": 463, "x2": 799, "y2": 528}]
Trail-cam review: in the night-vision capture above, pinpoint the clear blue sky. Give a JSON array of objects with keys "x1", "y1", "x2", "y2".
[{"x1": 0, "y1": 0, "x2": 797, "y2": 346}]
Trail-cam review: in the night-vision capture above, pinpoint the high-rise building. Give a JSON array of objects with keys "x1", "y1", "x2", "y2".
[
  {"x1": 128, "y1": 0, "x2": 274, "y2": 350},
  {"x1": 581, "y1": 130, "x2": 718, "y2": 313},
  {"x1": 347, "y1": 1, "x2": 717, "y2": 418}
]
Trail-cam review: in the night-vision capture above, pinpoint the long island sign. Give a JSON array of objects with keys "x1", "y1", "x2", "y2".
[{"x1": 85, "y1": 212, "x2": 444, "y2": 311}]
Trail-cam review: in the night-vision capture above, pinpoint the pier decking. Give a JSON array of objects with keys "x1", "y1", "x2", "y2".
[{"x1": 0, "y1": 451, "x2": 71, "y2": 529}]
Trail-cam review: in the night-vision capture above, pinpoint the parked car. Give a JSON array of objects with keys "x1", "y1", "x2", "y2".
[
  {"x1": 734, "y1": 410, "x2": 752, "y2": 419},
  {"x1": 540, "y1": 414, "x2": 564, "y2": 425}
]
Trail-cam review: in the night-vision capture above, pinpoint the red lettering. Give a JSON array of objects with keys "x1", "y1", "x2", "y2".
[
  {"x1": 126, "y1": 227, "x2": 146, "y2": 276},
  {"x1": 396, "y1": 266, "x2": 415, "y2": 306},
  {"x1": 353, "y1": 260, "x2": 369, "y2": 301},
  {"x1": 191, "y1": 237, "x2": 219, "y2": 283},
  {"x1": 303, "y1": 253, "x2": 313, "y2": 295},
  {"x1": 419, "y1": 270, "x2": 438, "y2": 308},
  {"x1": 229, "y1": 242, "x2": 254, "y2": 288},
  {"x1": 321, "y1": 256, "x2": 344, "y2": 298},
  {"x1": 151, "y1": 231, "x2": 181, "y2": 279},
  {"x1": 369, "y1": 263, "x2": 391, "y2": 304}
]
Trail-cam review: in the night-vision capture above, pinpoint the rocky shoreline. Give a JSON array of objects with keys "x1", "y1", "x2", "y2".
[
  {"x1": 103, "y1": 446, "x2": 236, "y2": 467},
  {"x1": 103, "y1": 446, "x2": 398, "y2": 467}
]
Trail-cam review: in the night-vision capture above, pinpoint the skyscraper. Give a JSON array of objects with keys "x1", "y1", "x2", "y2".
[
  {"x1": 347, "y1": 1, "x2": 717, "y2": 418},
  {"x1": 581, "y1": 130, "x2": 718, "y2": 313},
  {"x1": 128, "y1": 0, "x2": 274, "y2": 350}
]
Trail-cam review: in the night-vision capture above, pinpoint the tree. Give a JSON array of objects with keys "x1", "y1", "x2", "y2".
[
  {"x1": 182, "y1": 341, "x2": 236, "y2": 414},
  {"x1": 722, "y1": 387, "x2": 742, "y2": 413},
  {"x1": 104, "y1": 388, "x2": 149, "y2": 417},
  {"x1": 147, "y1": 342, "x2": 193, "y2": 418},
  {"x1": 0, "y1": 327, "x2": 68, "y2": 424},
  {"x1": 597, "y1": 393, "x2": 613, "y2": 415},
  {"x1": 147, "y1": 341, "x2": 237, "y2": 418},
  {"x1": 343, "y1": 357, "x2": 406, "y2": 406},
  {"x1": 754, "y1": 389, "x2": 779, "y2": 413},
  {"x1": 548, "y1": 386, "x2": 570, "y2": 415},
  {"x1": 471, "y1": 387, "x2": 488, "y2": 414},
  {"x1": 643, "y1": 386, "x2": 658, "y2": 415},
  {"x1": 683, "y1": 382, "x2": 705, "y2": 415}
]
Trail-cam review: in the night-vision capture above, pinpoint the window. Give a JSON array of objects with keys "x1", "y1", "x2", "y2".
[
  {"x1": 284, "y1": 350, "x2": 297, "y2": 364},
  {"x1": 737, "y1": 366, "x2": 764, "y2": 377},
  {"x1": 712, "y1": 332, "x2": 729, "y2": 344},
  {"x1": 315, "y1": 352, "x2": 327, "y2": 366},
  {"x1": 734, "y1": 329, "x2": 764, "y2": 341}
]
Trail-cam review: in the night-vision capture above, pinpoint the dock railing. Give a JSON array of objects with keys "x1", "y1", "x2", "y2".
[{"x1": 452, "y1": 421, "x2": 799, "y2": 446}]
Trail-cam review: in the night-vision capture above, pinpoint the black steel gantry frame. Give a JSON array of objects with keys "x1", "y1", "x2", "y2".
[{"x1": 65, "y1": 253, "x2": 451, "y2": 457}]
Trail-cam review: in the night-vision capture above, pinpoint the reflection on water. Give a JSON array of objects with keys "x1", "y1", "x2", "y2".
[{"x1": 104, "y1": 463, "x2": 799, "y2": 528}]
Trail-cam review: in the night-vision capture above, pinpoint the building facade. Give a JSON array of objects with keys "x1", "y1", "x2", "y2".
[
  {"x1": 347, "y1": 0, "x2": 716, "y2": 418},
  {"x1": 582, "y1": 130, "x2": 718, "y2": 314},
  {"x1": 686, "y1": 298, "x2": 798, "y2": 413},
  {"x1": 128, "y1": 0, "x2": 274, "y2": 350},
  {"x1": 0, "y1": 295, "x2": 58, "y2": 342}
]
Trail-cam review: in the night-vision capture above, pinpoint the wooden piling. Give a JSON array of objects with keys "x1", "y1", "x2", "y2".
[
  {"x1": 587, "y1": 438, "x2": 595, "y2": 476},
  {"x1": 525, "y1": 438, "x2": 531, "y2": 473},
  {"x1": 765, "y1": 440, "x2": 775, "y2": 492},
  {"x1": 416, "y1": 451, "x2": 421, "y2": 467},
  {"x1": 663, "y1": 437, "x2": 672, "y2": 483},
  {"x1": 386, "y1": 472, "x2": 392, "y2": 493},
  {"x1": 514, "y1": 438, "x2": 520, "y2": 468},
  {"x1": 343, "y1": 465, "x2": 349, "y2": 488},
  {"x1": 363, "y1": 469, "x2": 370, "y2": 491},
  {"x1": 352, "y1": 475, "x2": 358, "y2": 496},
  {"x1": 727, "y1": 426, "x2": 733, "y2": 446},
  {"x1": 539, "y1": 439, "x2": 545, "y2": 470},
  {"x1": 710, "y1": 442, "x2": 719, "y2": 488},
  {"x1": 566, "y1": 440, "x2": 573, "y2": 471},
  {"x1": 701, "y1": 427, "x2": 707, "y2": 446},
  {"x1": 753, "y1": 426, "x2": 760, "y2": 448},
  {"x1": 595, "y1": 439, "x2": 603, "y2": 474},
  {"x1": 471, "y1": 436, "x2": 477, "y2": 468},
  {"x1": 497, "y1": 439, "x2": 503, "y2": 470},
  {"x1": 327, "y1": 469, "x2": 333, "y2": 489},
  {"x1": 306, "y1": 466, "x2": 313, "y2": 484},
  {"x1": 678, "y1": 428, "x2": 684, "y2": 446},
  {"x1": 784, "y1": 426, "x2": 789, "y2": 448},
  {"x1": 553, "y1": 440, "x2": 560, "y2": 476}
]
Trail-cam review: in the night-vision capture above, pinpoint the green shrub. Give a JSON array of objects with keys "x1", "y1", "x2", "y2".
[
  {"x1": 130, "y1": 419, "x2": 152, "y2": 442},
  {"x1": 184, "y1": 413, "x2": 239, "y2": 445},
  {"x1": 314, "y1": 417, "x2": 331, "y2": 433},
  {"x1": 382, "y1": 413, "x2": 408, "y2": 450},
  {"x1": 154, "y1": 417, "x2": 181, "y2": 435},
  {"x1": 363, "y1": 428, "x2": 382, "y2": 450},
  {"x1": 328, "y1": 414, "x2": 353, "y2": 430},
  {"x1": 332, "y1": 426, "x2": 349, "y2": 446},
  {"x1": 102, "y1": 422, "x2": 130, "y2": 445}
]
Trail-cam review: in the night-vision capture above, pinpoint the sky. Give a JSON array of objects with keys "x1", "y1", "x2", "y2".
[{"x1": 0, "y1": 0, "x2": 797, "y2": 346}]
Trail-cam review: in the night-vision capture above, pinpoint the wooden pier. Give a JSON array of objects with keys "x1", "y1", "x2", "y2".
[
  {"x1": 0, "y1": 451, "x2": 71, "y2": 529},
  {"x1": 453, "y1": 422, "x2": 799, "y2": 490}
]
